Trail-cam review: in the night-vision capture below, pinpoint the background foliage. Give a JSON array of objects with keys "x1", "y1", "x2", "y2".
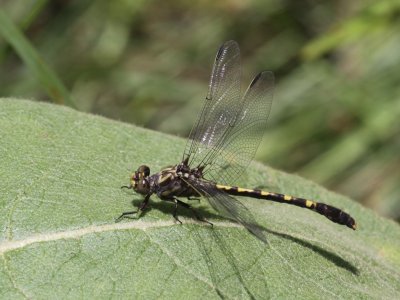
[{"x1": 0, "y1": 0, "x2": 399, "y2": 222}]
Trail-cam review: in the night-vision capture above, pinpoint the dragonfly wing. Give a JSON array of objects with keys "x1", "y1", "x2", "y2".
[
  {"x1": 183, "y1": 40, "x2": 242, "y2": 170},
  {"x1": 193, "y1": 179, "x2": 268, "y2": 244},
  {"x1": 202, "y1": 71, "x2": 274, "y2": 185},
  {"x1": 183, "y1": 40, "x2": 274, "y2": 186}
]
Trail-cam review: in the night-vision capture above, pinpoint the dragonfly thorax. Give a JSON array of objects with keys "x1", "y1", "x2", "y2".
[{"x1": 176, "y1": 157, "x2": 205, "y2": 179}]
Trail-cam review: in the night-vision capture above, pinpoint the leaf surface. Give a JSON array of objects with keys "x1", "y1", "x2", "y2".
[{"x1": 0, "y1": 99, "x2": 399, "y2": 299}]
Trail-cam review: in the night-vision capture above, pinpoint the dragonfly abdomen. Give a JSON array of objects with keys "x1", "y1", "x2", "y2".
[{"x1": 216, "y1": 184, "x2": 356, "y2": 230}]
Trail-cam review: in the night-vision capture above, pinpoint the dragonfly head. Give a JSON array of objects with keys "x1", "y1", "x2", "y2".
[{"x1": 130, "y1": 165, "x2": 150, "y2": 195}]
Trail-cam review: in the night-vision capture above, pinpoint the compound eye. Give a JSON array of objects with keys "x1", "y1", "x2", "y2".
[{"x1": 137, "y1": 165, "x2": 150, "y2": 177}]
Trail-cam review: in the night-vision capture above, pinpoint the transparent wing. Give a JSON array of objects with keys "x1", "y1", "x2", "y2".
[
  {"x1": 202, "y1": 71, "x2": 274, "y2": 185},
  {"x1": 183, "y1": 40, "x2": 242, "y2": 170},
  {"x1": 192, "y1": 179, "x2": 267, "y2": 244},
  {"x1": 184, "y1": 44, "x2": 274, "y2": 185}
]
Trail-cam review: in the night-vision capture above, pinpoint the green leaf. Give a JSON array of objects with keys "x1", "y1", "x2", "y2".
[{"x1": 0, "y1": 98, "x2": 399, "y2": 299}]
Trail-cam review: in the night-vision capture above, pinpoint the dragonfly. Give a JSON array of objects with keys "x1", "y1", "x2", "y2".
[{"x1": 117, "y1": 40, "x2": 356, "y2": 243}]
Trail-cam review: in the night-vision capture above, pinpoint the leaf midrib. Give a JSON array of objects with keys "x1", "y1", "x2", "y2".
[{"x1": 0, "y1": 220, "x2": 241, "y2": 255}]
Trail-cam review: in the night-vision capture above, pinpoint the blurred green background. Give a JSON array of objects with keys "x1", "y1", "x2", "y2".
[{"x1": 1, "y1": 0, "x2": 399, "y2": 222}]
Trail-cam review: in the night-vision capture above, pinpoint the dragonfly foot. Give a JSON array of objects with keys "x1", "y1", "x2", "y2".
[{"x1": 115, "y1": 210, "x2": 138, "y2": 222}]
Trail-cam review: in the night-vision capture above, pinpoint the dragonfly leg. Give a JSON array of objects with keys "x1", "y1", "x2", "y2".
[
  {"x1": 115, "y1": 210, "x2": 138, "y2": 222},
  {"x1": 115, "y1": 194, "x2": 150, "y2": 222},
  {"x1": 172, "y1": 198, "x2": 183, "y2": 224},
  {"x1": 174, "y1": 197, "x2": 213, "y2": 227}
]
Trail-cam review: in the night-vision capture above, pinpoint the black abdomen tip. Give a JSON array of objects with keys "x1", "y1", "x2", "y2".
[{"x1": 316, "y1": 203, "x2": 356, "y2": 230}]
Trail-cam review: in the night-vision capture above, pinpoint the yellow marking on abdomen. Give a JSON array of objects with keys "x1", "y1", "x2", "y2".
[
  {"x1": 284, "y1": 195, "x2": 292, "y2": 201},
  {"x1": 237, "y1": 188, "x2": 254, "y2": 193},
  {"x1": 305, "y1": 200, "x2": 316, "y2": 208},
  {"x1": 216, "y1": 184, "x2": 232, "y2": 190},
  {"x1": 216, "y1": 185, "x2": 254, "y2": 193},
  {"x1": 261, "y1": 191, "x2": 274, "y2": 196}
]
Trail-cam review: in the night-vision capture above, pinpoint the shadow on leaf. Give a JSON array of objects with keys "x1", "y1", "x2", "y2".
[
  {"x1": 121, "y1": 197, "x2": 359, "y2": 276},
  {"x1": 263, "y1": 226, "x2": 360, "y2": 275}
]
